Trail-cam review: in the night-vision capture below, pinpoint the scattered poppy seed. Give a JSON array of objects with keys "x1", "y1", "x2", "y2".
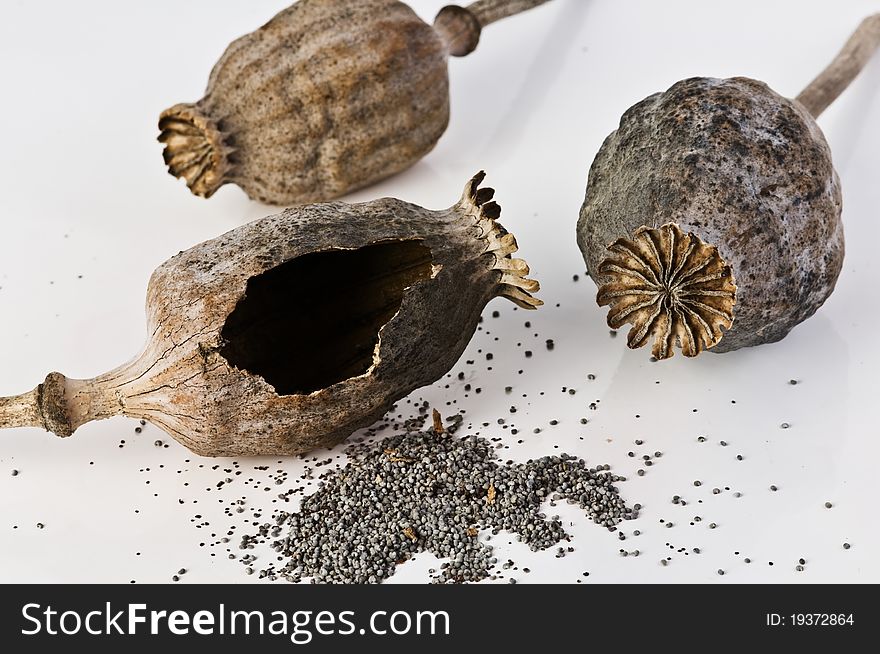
[
  {"x1": 780, "y1": 422, "x2": 790, "y2": 429},
  {"x1": 824, "y1": 502, "x2": 832, "y2": 509}
]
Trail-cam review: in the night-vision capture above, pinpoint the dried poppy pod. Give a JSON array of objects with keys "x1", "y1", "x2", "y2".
[
  {"x1": 159, "y1": 0, "x2": 553, "y2": 205},
  {"x1": 576, "y1": 14, "x2": 880, "y2": 359},
  {"x1": 0, "y1": 173, "x2": 541, "y2": 456}
]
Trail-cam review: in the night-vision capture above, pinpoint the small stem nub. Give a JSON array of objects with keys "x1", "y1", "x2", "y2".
[
  {"x1": 0, "y1": 371, "x2": 125, "y2": 438},
  {"x1": 0, "y1": 372, "x2": 75, "y2": 436},
  {"x1": 796, "y1": 13, "x2": 880, "y2": 118},
  {"x1": 435, "y1": 0, "x2": 553, "y2": 57}
]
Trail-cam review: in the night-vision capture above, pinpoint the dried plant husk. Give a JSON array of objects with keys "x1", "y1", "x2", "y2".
[
  {"x1": 577, "y1": 77, "x2": 843, "y2": 358},
  {"x1": 0, "y1": 173, "x2": 541, "y2": 456},
  {"x1": 159, "y1": 0, "x2": 552, "y2": 205},
  {"x1": 578, "y1": 14, "x2": 880, "y2": 359}
]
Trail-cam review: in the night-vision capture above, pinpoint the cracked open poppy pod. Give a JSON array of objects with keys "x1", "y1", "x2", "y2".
[
  {"x1": 0, "y1": 173, "x2": 540, "y2": 456},
  {"x1": 159, "y1": 0, "x2": 553, "y2": 205},
  {"x1": 576, "y1": 14, "x2": 880, "y2": 359}
]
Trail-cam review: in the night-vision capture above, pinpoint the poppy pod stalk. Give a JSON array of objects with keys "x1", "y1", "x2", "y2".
[
  {"x1": 0, "y1": 173, "x2": 540, "y2": 456},
  {"x1": 159, "y1": 0, "x2": 553, "y2": 205}
]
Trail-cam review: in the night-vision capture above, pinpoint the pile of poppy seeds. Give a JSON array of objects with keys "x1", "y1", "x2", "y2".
[{"x1": 237, "y1": 412, "x2": 634, "y2": 584}]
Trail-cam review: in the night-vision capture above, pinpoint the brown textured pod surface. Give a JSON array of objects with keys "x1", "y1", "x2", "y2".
[
  {"x1": 577, "y1": 77, "x2": 844, "y2": 356},
  {"x1": 158, "y1": 0, "x2": 553, "y2": 205},
  {"x1": 0, "y1": 173, "x2": 541, "y2": 456},
  {"x1": 160, "y1": 0, "x2": 448, "y2": 204}
]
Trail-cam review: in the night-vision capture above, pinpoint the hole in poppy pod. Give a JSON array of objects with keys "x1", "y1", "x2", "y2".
[{"x1": 219, "y1": 240, "x2": 433, "y2": 395}]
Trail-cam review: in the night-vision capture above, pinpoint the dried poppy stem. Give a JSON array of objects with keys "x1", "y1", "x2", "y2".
[
  {"x1": 0, "y1": 388, "x2": 43, "y2": 431},
  {"x1": 796, "y1": 13, "x2": 880, "y2": 117},
  {"x1": 0, "y1": 369, "x2": 136, "y2": 436},
  {"x1": 465, "y1": 0, "x2": 553, "y2": 27}
]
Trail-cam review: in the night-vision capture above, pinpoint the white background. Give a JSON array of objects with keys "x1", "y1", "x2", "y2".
[{"x1": 1, "y1": 0, "x2": 878, "y2": 583}]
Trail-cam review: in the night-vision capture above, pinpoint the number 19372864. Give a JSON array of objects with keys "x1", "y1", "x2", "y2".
[{"x1": 766, "y1": 614, "x2": 854, "y2": 626}]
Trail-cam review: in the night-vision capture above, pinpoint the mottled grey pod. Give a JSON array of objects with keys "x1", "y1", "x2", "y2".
[
  {"x1": 158, "y1": 0, "x2": 552, "y2": 205},
  {"x1": 577, "y1": 14, "x2": 880, "y2": 359},
  {"x1": 577, "y1": 77, "x2": 843, "y2": 358},
  {"x1": 0, "y1": 173, "x2": 541, "y2": 456}
]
